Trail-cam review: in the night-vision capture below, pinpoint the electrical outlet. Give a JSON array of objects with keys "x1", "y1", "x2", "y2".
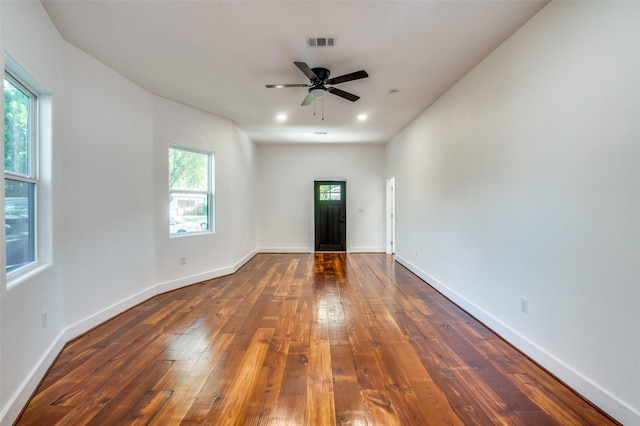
[
  {"x1": 521, "y1": 298, "x2": 529, "y2": 314},
  {"x1": 180, "y1": 256, "x2": 187, "y2": 266},
  {"x1": 42, "y1": 310, "x2": 47, "y2": 328}
]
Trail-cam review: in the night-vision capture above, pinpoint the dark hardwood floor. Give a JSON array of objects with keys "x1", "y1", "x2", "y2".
[{"x1": 17, "y1": 253, "x2": 616, "y2": 425}]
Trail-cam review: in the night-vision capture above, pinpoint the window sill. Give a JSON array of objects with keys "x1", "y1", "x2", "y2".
[
  {"x1": 169, "y1": 230, "x2": 213, "y2": 239},
  {"x1": 7, "y1": 262, "x2": 53, "y2": 290}
]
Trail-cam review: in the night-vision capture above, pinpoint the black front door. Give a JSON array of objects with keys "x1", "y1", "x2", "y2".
[{"x1": 314, "y1": 181, "x2": 346, "y2": 251}]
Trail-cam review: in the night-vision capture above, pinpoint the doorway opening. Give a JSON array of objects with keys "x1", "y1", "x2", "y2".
[{"x1": 314, "y1": 181, "x2": 346, "y2": 251}]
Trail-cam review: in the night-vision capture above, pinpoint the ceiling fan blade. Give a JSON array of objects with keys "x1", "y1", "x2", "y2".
[
  {"x1": 326, "y1": 70, "x2": 368, "y2": 85},
  {"x1": 301, "y1": 92, "x2": 314, "y2": 106},
  {"x1": 266, "y1": 84, "x2": 309, "y2": 88},
  {"x1": 294, "y1": 62, "x2": 319, "y2": 81},
  {"x1": 328, "y1": 87, "x2": 360, "y2": 102}
]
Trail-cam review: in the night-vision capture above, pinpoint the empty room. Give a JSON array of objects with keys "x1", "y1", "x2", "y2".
[{"x1": 0, "y1": 0, "x2": 638, "y2": 424}]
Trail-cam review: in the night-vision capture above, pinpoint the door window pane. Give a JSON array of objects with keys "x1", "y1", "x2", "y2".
[{"x1": 319, "y1": 184, "x2": 341, "y2": 201}]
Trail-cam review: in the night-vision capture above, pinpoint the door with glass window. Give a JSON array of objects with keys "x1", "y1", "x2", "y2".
[{"x1": 314, "y1": 181, "x2": 346, "y2": 251}]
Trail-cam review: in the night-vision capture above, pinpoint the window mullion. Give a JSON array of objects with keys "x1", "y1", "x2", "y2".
[
  {"x1": 170, "y1": 189, "x2": 209, "y2": 195},
  {"x1": 5, "y1": 173, "x2": 36, "y2": 184}
]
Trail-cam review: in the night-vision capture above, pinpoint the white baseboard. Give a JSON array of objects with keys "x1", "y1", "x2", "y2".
[
  {"x1": 0, "y1": 251, "x2": 258, "y2": 426},
  {"x1": 258, "y1": 247, "x2": 387, "y2": 253},
  {"x1": 0, "y1": 330, "x2": 66, "y2": 425},
  {"x1": 348, "y1": 247, "x2": 386, "y2": 253},
  {"x1": 234, "y1": 249, "x2": 258, "y2": 271},
  {"x1": 394, "y1": 255, "x2": 639, "y2": 426},
  {"x1": 258, "y1": 247, "x2": 313, "y2": 253}
]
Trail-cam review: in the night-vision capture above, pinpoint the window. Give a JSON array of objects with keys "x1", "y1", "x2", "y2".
[
  {"x1": 169, "y1": 146, "x2": 213, "y2": 234},
  {"x1": 319, "y1": 184, "x2": 342, "y2": 201},
  {"x1": 4, "y1": 71, "x2": 37, "y2": 273}
]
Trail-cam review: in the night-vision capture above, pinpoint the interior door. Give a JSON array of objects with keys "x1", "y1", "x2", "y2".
[{"x1": 314, "y1": 181, "x2": 346, "y2": 251}]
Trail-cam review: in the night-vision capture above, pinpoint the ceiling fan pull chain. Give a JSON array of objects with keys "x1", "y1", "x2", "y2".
[
  {"x1": 322, "y1": 97, "x2": 325, "y2": 121},
  {"x1": 314, "y1": 97, "x2": 317, "y2": 116}
]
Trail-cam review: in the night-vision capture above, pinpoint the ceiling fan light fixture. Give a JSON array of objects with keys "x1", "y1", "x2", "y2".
[{"x1": 311, "y1": 87, "x2": 328, "y2": 98}]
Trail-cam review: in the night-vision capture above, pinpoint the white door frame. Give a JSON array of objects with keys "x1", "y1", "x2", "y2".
[{"x1": 386, "y1": 177, "x2": 395, "y2": 254}]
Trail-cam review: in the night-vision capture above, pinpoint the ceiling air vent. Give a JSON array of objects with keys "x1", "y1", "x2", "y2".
[{"x1": 307, "y1": 36, "x2": 336, "y2": 48}]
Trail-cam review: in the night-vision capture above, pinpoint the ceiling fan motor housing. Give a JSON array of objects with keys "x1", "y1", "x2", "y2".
[{"x1": 311, "y1": 67, "x2": 330, "y2": 83}]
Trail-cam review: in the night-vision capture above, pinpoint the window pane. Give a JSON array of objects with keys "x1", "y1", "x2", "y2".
[
  {"x1": 5, "y1": 179, "x2": 35, "y2": 272},
  {"x1": 4, "y1": 78, "x2": 31, "y2": 176},
  {"x1": 170, "y1": 192, "x2": 209, "y2": 233},
  {"x1": 319, "y1": 184, "x2": 341, "y2": 201},
  {"x1": 319, "y1": 185, "x2": 329, "y2": 200},
  {"x1": 169, "y1": 147, "x2": 208, "y2": 191}
]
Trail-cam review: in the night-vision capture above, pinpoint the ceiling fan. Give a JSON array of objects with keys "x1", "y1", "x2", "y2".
[{"x1": 266, "y1": 62, "x2": 369, "y2": 106}]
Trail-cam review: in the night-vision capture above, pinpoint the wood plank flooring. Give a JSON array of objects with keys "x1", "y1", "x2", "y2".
[{"x1": 17, "y1": 253, "x2": 617, "y2": 425}]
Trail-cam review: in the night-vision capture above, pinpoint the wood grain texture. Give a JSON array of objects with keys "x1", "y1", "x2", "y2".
[{"x1": 17, "y1": 253, "x2": 618, "y2": 425}]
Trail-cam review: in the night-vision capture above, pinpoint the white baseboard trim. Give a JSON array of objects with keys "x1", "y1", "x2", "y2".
[
  {"x1": 258, "y1": 247, "x2": 313, "y2": 253},
  {"x1": 0, "y1": 330, "x2": 66, "y2": 425},
  {"x1": 259, "y1": 247, "x2": 387, "y2": 253},
  {"x1": 0, "y1": 251, "x2": 258, "y2": 426},
  {"x1": 394, "y1": 255, "x2": 639, "y2": 426},
  {"x1": 348, "y1": 247, "x2": 386, "y2": 253},
  {"x1": 234, "y1": 249, "x2": 258, "y2": 271}
]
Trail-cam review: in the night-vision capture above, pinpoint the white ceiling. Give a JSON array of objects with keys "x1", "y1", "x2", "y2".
[{"x1": 41, "y1": 0, "x2": 549, "y2": 145}]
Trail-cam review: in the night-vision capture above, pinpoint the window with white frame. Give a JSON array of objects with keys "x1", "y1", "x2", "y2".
[
  {"x1": 168, "y1": 145, "x2": 213, "y2": 235},
  {"x1": 4, "y1": 71, "x2": 37, "y2": 273}
]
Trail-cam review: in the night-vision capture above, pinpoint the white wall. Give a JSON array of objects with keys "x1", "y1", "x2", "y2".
[
  {"x1": 1, "y1": 2, "x2": 68, "y2": 421},
  {"x1": 0, "y1": 2, "x2": 258, "y2": 424},
  {"x1": 61, "y1": 36, "x2": 156, "y2": 330},
  {"x1": 231, "y1": 127, "x2": 258, "y2": 267},
  {"x1": 386, "y1": 2, "x2": 639, "y2": 424},
  {"x1": 258, "y1": 144, "x2": 385, "y2": 253},
  {"x1": 152, "y1": 97, "x2": 257, "y2": 286},
  {"x1": 153, "y1": 97, "x2": 233, "y2": 286}
]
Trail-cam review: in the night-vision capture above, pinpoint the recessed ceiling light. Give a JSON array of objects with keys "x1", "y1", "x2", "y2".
[
  {"x1": 357, "y1": 114, "x2": 368, "y2": 121},
  {"x1": 276, "y1": 114, "x2": 287, "y2": 121}
]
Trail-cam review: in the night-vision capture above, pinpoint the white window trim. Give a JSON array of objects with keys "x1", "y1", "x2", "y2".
[{"x1": 4, "y1": 55, "x2": 52, "y2": 288}]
